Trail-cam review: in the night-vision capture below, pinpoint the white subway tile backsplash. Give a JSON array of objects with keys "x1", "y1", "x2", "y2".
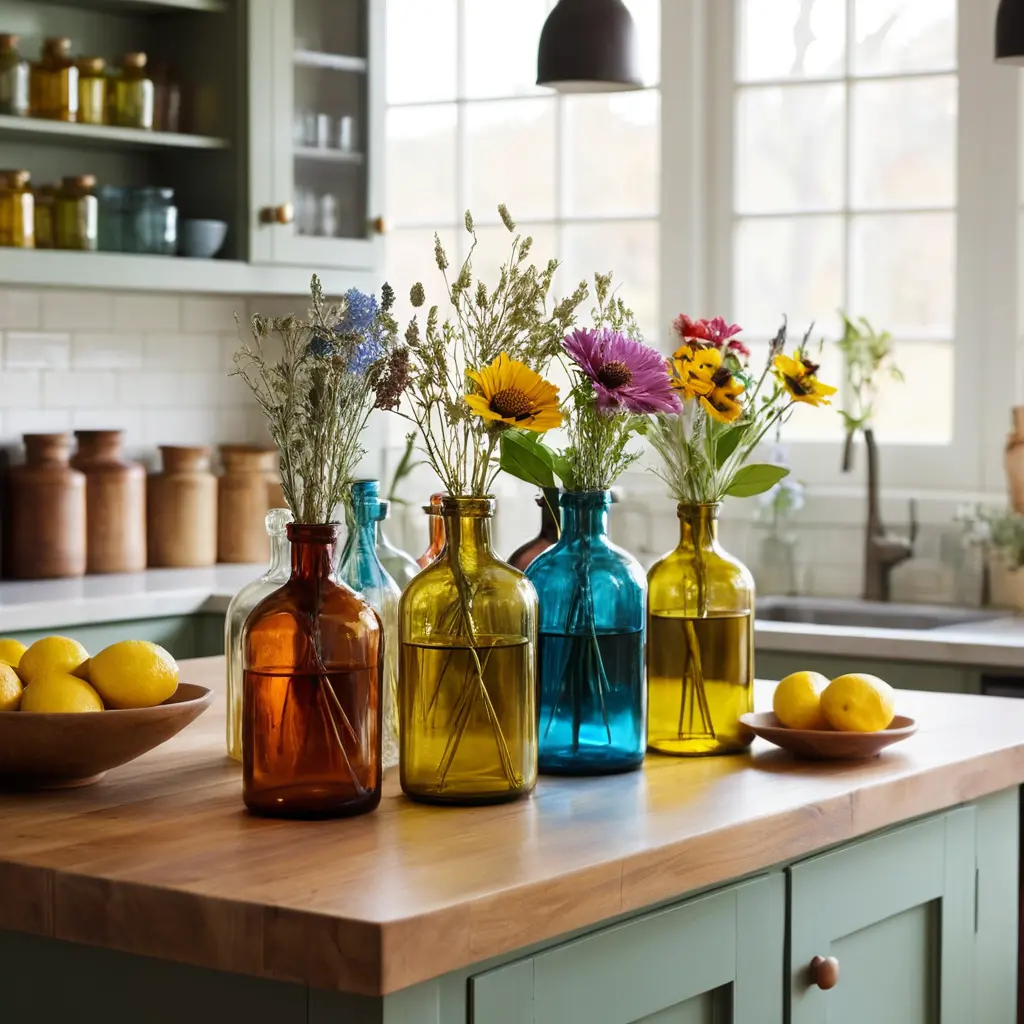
[
  {"x1": 143, "y1": 333, "x2": 220, "y2": 370},
  {"x1": 40, "y1": 290, "x2": 113, "y2": 330},
  {"x1": 72, "y1": 407, "x2": 144, "y2": 438},
  {"x1": 142, "y1": 407, "x2": 219, "y2": 446},
  {"x1": 112, "y1": 294, "x2": 179, "y2": 332},
  {"x1": 4, "y1": 332, "x2": 70, "y2": 369},
  {"x1": 0, "y1": 290, "x2": 41, "y2": 329},
  {"x1": 72, "y1": 332, "x2": 144, "y2": 369},
  {"x1": 182, "y1": 295, "x2": 241, "y2": 333},
  {"x1": 220, "y1": 332, "x2": 240, "y2": 371},
  {"x1": 6, "y1": 408, "x2": 72, "y2": 436},
  {"x1": 44, "y1": 371, "x2": 117, "y2": 409},
  {"x1": 0, "y1": 371, "x2": 41, "y2": 409}
]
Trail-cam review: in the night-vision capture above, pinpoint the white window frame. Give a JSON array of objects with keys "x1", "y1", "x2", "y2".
[{"x1": 652, "y1": 0, "x2": 1020, "y2": 498}]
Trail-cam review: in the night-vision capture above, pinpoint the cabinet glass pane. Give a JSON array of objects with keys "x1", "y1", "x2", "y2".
[
  {"x1": 388, "y1": 105, "x2": 458, "y2": 226},
  {"x1": 853, "y1": 0, "x2": 956, "y2": 76},
  {"x1": 387, "y1": 0, "x2": 457, "y2": 103},
  {"x1": 736, "y1": 84, "x2": 845, "y2": 214},
  {"x1": 738, "y1": 0, "x2": 846, "y2": 82},
  {"x1": 851, "y1": 77, "x2": 957, "y2": 209},
  {"x1": 292, "y1": 0, "x2": 368, "y2": 240}
]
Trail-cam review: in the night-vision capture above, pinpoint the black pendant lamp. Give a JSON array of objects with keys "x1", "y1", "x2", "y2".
[
  {"x1": 996, "y1": 0, "x2": 1024, "y2": 64},
  {"x1": 537, "y1": 0, "x2": 642, "y2": 92}
]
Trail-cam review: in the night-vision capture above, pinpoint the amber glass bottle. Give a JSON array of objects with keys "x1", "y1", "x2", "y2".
[
  {"x1": 399, "y1": 496, "x2": 538, "y2": 805},
  {"x1": 31, "y1": 38, "x2": 77, "y2": 121},
  {"x1": 76, "y1": 57, "x2": 107, "y2": 125},
  {"x1": 416, "y1": 491, "x2": 445, "y2": 568},
  {"x1": 647, "y1": 503, "x2": 754, "y2": 756},
  {"x1": 113, "y1": 53, "x2": 154, "y2": 129},
  {"x1": 242, "y1": 522, "x2": 382, "y2": 818},
  {"x1": 0, "y1": 170, "x2": 33, "y2": 248}
]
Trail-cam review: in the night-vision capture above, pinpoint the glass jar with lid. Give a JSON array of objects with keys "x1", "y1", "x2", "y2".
[
  {"x1": 113, "y1": 53, "x2": 154, "y2": 129},
  {"x1": 134, "y1": 186, "x2": 177, "y2": 254},
  {"x1": 0, "y1": 34, "x2": 29, "y2": 116},
  {"x1": 0, "y1": 171, "x2": 34, "y2": 248},
  {"x1": 76, "y1": 57, "x2": 107, "y2": 125},
  {"x1": 30, "y1": 38, "x2": 78, "y2": 121},
  {"x1": 55, "y1": 175, "x2": 98, "y2": 251},
  {"x1": 97, "y1": 185, "x2": 128, "y2": 252},
  {"x1": 33, "y1": 184, "x2": 56, "y2": 249}
]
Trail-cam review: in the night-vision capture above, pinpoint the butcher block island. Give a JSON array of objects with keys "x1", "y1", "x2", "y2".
[{"x1": 1, "y1": 658, "x2": 1023, "y2": 1024}]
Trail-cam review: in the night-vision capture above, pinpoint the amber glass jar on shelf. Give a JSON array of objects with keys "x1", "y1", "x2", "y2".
[
  {"x1": 33, "y1": 184, "x2": 56, "y2": 249},
  {"x1": 0, "y1": 34, "x2": 29, "y2": 116},
  {"x1": 399, "y1": 496, "x2": 538, "y2": 805},
  {"x1": 113, "y1": 53, "x2": 154, "y2": 129},
  {"x1": 76, "y1": 57, "x2": 107, "y2": 125},
  {"x1": 647, "y1": 503, "x2": 755, "y2": 757},
  {"x1": 0, "y1": 171, "x2": 34, "y2": 248},
  {"x1": 55, "y1": 175, "x2": 98, "y2": 251},
  {"x1": 30, "y1": 38, "x2": 78, "y2": 121},
  {"x1": 242, "y1": 522, "x2": 383, "y2": 819}
]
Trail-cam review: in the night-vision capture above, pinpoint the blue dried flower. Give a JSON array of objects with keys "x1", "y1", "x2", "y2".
[
  {"x1": 339, "y1": 288, "x2": 385, "y2": 375},
  {"x1": 306, "y1": 334, "x2": 337, "y2": 359}
]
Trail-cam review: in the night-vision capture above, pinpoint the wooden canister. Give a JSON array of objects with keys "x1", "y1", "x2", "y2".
[
  {"x1": 147, "y1": 445, "x2": 217, "y2": 568},
  {"x1": 71, "y1": 429, "x2": 146, "y2": 574},
  {"x1": 1006, "y1": 407, "x2": 1024, "y2": 514},
  {"x1": 9, "y1": 432, "x2": 86, "y2": 579},
  {"x1": 218, "y1": 445, "x2": 276, "y2": 563}
]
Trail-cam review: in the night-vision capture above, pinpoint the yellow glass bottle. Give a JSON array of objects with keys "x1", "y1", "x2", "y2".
[
  {"x1": 0, "y1": 170, "x2": 34, "y2": 248},
  {"x1": 54, "y1": 175, "x2": 98, "y2": 251},
  {"x1": 647, "y1": 502, "x2": 754, "y2": 756},
  {"x1": 113, "y1": 53, "x2": 154, "y2": 129},
  {"x1": 33, "y1": 183, "x2": 56, "y2": 249},
  {"x1": 399, "y1": 496, "x2": 538, "y2": 804},
  {"x1": 76, "y1": 57, "x2": 107, "y2": 125},
  {"x1": 30, "y1": 38, "x2": 78, "y2": 121}
]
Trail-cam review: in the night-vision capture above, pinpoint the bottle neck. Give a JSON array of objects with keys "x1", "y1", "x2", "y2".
[
  {"x1": 442, "y1": 498, "x2": 495, "y2": 573},
  {"x1": 677, "y1": 503, "x2": 720, "y2": 551},
  {"x1": 267, "y1": 529, "x2": 291, "y2": 576},
  {"x1": 288, "y1": 523, "x2": 339, "y2": 580},
  {"x1": 559, "y1": 490, "x2": 610, "y2": 544},
  {"x1": 538, "y1": 487, "x2": 561, "y2": 540}
]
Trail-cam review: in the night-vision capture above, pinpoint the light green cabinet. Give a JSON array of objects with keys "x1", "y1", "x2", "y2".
[{"x1": 471, "y1": 875, "x2": 785, "y2": 1024}]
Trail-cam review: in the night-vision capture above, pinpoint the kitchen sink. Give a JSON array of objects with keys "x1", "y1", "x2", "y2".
[{"x1": 755, "y1": 596, "x2": 1003, "y2": 631}]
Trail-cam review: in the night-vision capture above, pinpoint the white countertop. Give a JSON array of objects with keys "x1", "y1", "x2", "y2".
[
  {"x1": 1, "y1": 569, "x2": 1023, "y2": 670},
  {"x1": 0, "y1": 565, "x2": 264, "y2": 633}
]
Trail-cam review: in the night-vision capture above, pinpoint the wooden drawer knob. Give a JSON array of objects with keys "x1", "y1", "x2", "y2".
[
  {"x1": 810, "y1": 955, "x2": 840, "y2": 990},
  {"x1": 371, "y1": 215, "x2": 386, "y2": 235},
  {"x1": 260, "y1": 203, "x2": 294, "y2": 225}
]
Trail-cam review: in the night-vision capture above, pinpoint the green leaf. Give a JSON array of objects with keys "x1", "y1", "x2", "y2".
[
  {"x1": 499, "y1": 431, "x2": 556, "y2": 489},
  {"x1": 724, "y1": 463, "x2": 790, "y2": 498},
  {"x1": 550, "y1": 453, "x2": 577, "y2": 491},
  {"x1": 714, "y1": 426, "x2": 745, "y2": 469}
]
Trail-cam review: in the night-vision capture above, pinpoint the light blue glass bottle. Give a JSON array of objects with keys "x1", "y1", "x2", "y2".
[
  {"x1": 375, "y1": 516, "x2": 420, "y2": 591},
  {"x1": 338, "y1": 480, "x2": 400, "y2": 769},
  {"x1": 526, "y1": 489, "x2": 646, "y2": 774}
]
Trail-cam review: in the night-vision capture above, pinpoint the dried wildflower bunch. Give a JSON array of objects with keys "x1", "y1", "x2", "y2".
[
  {"x1": 400, "y1": 206, "x2": 588, "y2": 497},
  {"x1": 234, "y1": 276, "x2": 410, "y2": 523}
]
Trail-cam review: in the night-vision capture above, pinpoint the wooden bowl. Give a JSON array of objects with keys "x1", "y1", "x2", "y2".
[
  {"x1": 739, "y1": 711, "x2": 918, "y2": 761},
  {"x1": 0, "y1": 682, "x2": 214, "y2": 789}
]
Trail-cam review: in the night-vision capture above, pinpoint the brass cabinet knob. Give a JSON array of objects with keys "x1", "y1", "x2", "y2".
[
  {"x1": 371, "y1": 215, "x2": 386, "y2": 235},
  {"x1": 260, "y1": 203, "x2": 294, "y2": 225},
  {"x1": 810, "y1": 955, "x2": 840, "y2": 990}
]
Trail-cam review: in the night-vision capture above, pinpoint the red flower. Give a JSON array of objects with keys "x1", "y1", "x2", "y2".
[
  {"x1": 726, "y1": 338, "x2": 751, "y2": 360},
  {"x1": 672, "y1": 314, "x2": 744, "y2": 349}
]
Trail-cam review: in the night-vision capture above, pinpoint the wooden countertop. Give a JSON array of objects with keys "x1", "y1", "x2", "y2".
[{"x1": 2, "y1": 657, "x2": 1024, "y2": 997}]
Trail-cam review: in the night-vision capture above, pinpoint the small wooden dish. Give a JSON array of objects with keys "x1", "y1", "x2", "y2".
[
  {"x1": 739, "y1": 711, "x2": 918, "y2": 761},
  {"x1": 0, "y1": 682, "x2": 213, "y2": 789}
]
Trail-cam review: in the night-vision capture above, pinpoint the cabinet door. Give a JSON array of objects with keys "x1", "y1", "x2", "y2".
[
  {"x1": 788, "y1": 807, "x2": 976, "y2": 1024},
  {"x1": 251, "y1": 0, "x2": 385, "y2": 271},
  {"x1": 471, "y1": 875, "x2": 784, "y2": 1024}
]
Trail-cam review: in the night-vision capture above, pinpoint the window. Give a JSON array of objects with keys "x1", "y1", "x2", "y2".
[{"x1": 385, "y1": 0, "x2": 662, "y2": 342}]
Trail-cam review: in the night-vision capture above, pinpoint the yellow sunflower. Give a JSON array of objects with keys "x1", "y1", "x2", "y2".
[
  {"x1": 773, "y1": 351, "x2": 838, "y2": 407},
  {"x1": 669, "y1": 343, "x2": 720, "y2": 399},
  {"x1": 701, "y1": 367, "x2": 745, "y2": 423},
  {"x1": 465, "y1": 351, "x2": 562, "y2": 432}
]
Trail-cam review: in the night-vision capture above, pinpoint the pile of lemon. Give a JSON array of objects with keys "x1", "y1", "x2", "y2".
[
  {"x1": 773, "y1": 670, "x2": 896, "y2": 733},
  {"x1": 0, "y1": 636, "x2": 179, "y2": 713}
]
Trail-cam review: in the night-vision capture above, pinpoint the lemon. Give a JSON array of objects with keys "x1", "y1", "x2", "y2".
[
  {"x1": 0, "y1": 638, "x2": 27, "y2": 669},
  {"x1": 88, "y1": 640, "x2": 179, "y2": 710},
  {"x1": 18, "y1": 636, "x2": 90, "y2": 685},
  {"x1": 0, "y1": 663, "x2": 23, "y2": 711},
  {"x1": 773, "y1": 670, "x2": 830, "y2": 730},
  {"x1": 20, "y1": 672, "x2": 103, "y2": 713},
  {"x1": 821, "y1": 673, "x2": 896, "y2": 733}
]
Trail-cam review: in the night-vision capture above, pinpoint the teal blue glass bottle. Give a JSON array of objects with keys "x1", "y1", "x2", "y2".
[
  {"x1": 338, "y1": 480, "x2": 400, "y2": 769},
  {"x1": 526, "y1": 489, "x2": 646, "y2": 774}
]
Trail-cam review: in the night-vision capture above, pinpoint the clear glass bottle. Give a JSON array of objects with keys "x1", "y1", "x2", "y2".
[
  {"x1": 113, "y1": 53, "x2": 154, "y2": 129},
  {"x1": 30, "y1": 38, "x2": 78, "y2": 121},
  {"x1": 0, "y1": 34, "x2": 29, "y2": 116},
  {"x1": 417, "y1": 491, "x2": 445, "y2": 568},
  {"x1": 337, "y1": 481, "x2": 400, "y2": 770},
  {"x1": 376, "y1": 518, "x2": 420, "y2": 590},
  {"x1": 242, "y1": 522, "x2": 382, "y2": 818},
  {"x1": 225, "y1": 508, "x2": 293, "y2": 763},
  {"x1": 399, "y1": 496, "x2": 538, "y2": 805},
  {"x1": 54, "y1": 175, "x2": 98, "y2": 251},
  {"x1": 647, "y1": 503, "x2": 755, "y2": 756},
  {"x1": 0, "y1": 170, "x2": 34, "y2": 248},
  {"x1": 97, "y1": 185, "x2": 126, "y2": 252},
  {"x1": 76, "y1": 57, "x2": 107, "y2": 125},
  {"x1": 32, "y1": 183, "x2": 56, "y2": 249},
  {"x1": 527, "y1": 490, "x2": 646, "y2": 775},
  {"x1": 508, "y1": 487, "x2": 561, "y2": 571},
  {"x1": 135, "y1": 186, "x2": 177, "y2": 254}
]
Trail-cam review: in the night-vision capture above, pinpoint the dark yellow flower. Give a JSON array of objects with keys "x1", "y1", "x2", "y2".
[
  {"x1": 701, "y1": 365, "x2": 745, "y2": 423},
  {"x1": 773, "y1": 351, "x2": 838, "y2": 407},
  {"x1": 465, "y1": 351, "x2": 562, "y2": 432},
  {"x1": 669, "y1": 343, "x2": 719, "y2": 399}
]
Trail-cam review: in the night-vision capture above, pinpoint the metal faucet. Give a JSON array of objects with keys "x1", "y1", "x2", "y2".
[{"x1": 843, "y1": 427, "x2": 918, "y2": 602}]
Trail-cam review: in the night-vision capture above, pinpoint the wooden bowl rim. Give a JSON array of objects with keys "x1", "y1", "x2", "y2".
[
  {"x1": 0, "y1": 682, "x2": 213, "y2": 718},
  {"x1": 740, "y1": 711, "x2": 918, "y2": 739}
]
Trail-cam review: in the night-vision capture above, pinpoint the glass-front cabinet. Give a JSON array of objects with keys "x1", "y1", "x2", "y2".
[{"x1": 250, "y1": 0, "x2": 384, "y2": 272}]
